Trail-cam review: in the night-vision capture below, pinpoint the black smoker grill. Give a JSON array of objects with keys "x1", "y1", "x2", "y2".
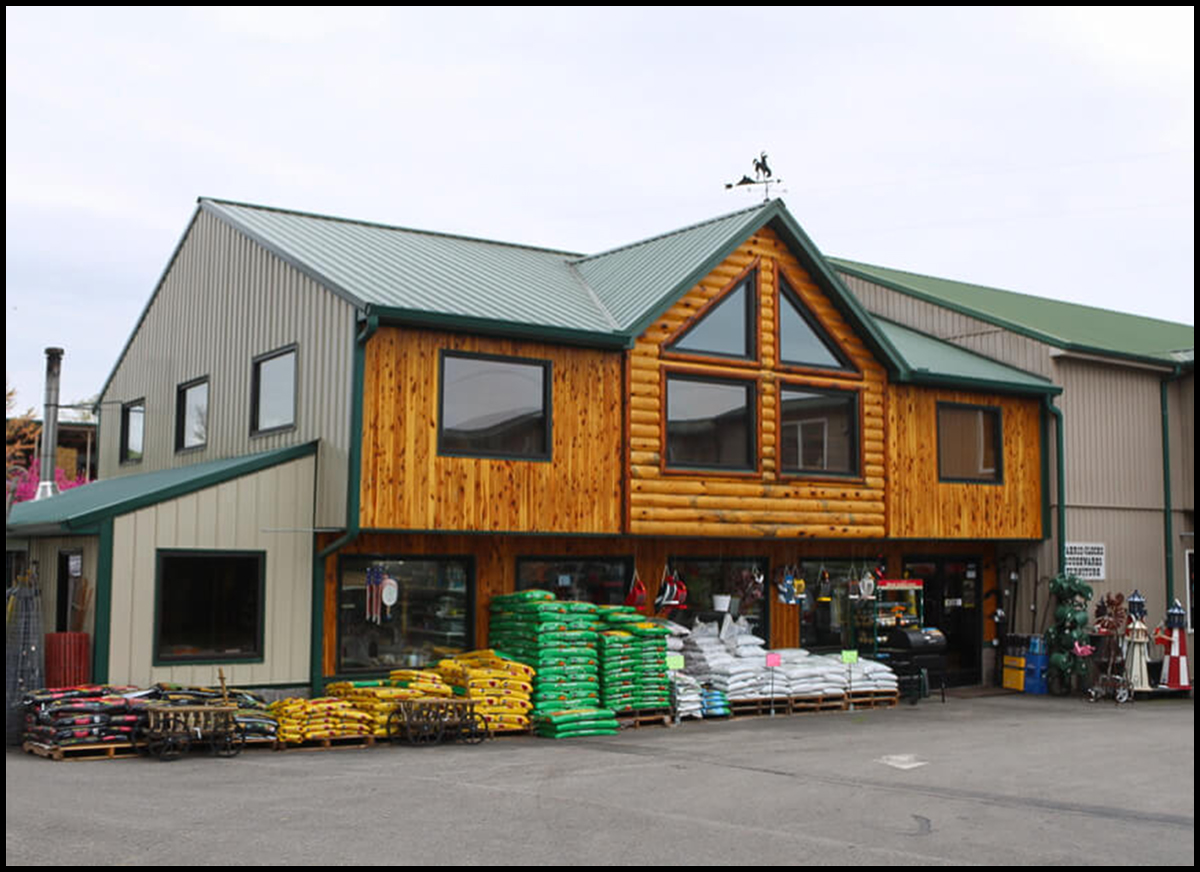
[{"x1": 881, "y1": 626, "x2": 948, "y2": 703}]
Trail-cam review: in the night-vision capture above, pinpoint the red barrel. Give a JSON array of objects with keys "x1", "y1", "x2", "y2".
[{"x1": 45, "y1": 632, "x2": 91, "y2": 688}]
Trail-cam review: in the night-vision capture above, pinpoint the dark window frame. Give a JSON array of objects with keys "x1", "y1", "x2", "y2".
[
  {"x1": 663, "y1": 266, "x2": 760, "y2": 367},
  {"x1": 776, "y1": 273, "x2": 859, "y2": 375},
  {"x1": 152, "y1": 548, "x2": 266, "y2": 666},
  {"x1": 250, "y1": 344, "x2": 299, "y2": 437},
  {"x1": 437, "y1": 349, "x2": 553, "y2": 462},
  {"x1": 335, "y1": 553, "x2": 476, "y2": 676},
  {"x1": 119, "y1": 398, "x2": 145, "y2": 465},
  {"x1": 174, "y1": 376, "x2": 210, "y2": 453},
  {"x1": 662, "y1": 370, "x2": 759, "y2": 475},
  {"x1": 936, "y1": 401, "x2": 1004, "y2": 484},
  {"x1": 776, "y1": 382, "x2": 863, "y2": 480},
  {"x1": 515, "y1": 555, "x2": 636, "y2": 605}
]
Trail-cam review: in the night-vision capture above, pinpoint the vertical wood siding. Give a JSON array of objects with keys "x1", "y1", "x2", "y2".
[
  {"x1": 359, "y1": 327, "x2": 623, "y2": 533},
  {"x1": 107, "y1": 456, "x2": 314, "y2": 687},
  {"x1": 27, "y1": 536, "x2": 99, "y2": 636},
  {"x1": 99, "y1": 210, "x2": 355, "y2": 528},
  {"x1": 887, "y1": 386, "x2": 1043, "y2": 539},
  {"x1": 628, "y1": 227, "x2": 888, "y2": 539}
]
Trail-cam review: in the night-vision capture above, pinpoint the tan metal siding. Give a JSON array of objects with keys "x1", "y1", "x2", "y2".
[
  {"x1": 107, "y1": 455, "x2": 314, "y2": 688},
  {"x1": 1055, "y1": 359, "x2": 1164, "y2": 509},
  {"x1": 839, "y1": 273, "x2": 1058, "y2": 379},
  {"x1": 27, "y1": 536, "x2": 99, "y2": 636},
  {"x1": 98, "y1": 210, "x2": 355, "y2": 529},
  {"x1": 1169, "y1": 373, "x2": 1193, "y2": 511}
]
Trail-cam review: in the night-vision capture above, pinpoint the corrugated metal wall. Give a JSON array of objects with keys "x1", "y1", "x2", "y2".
[
  {"x1": 107, "y1": 455, "x2": 314, "y2": 688},
  {"x1": 839, "y1": 273, "x2": 1057, "y2": 378},
  {"x1": 27, "y1": 535, "x2": 98, "y2": 636},
  {"x1": 1169, "y1": 372, "x2": 1193, "y2": 511},
  {"x1": 98, "y1": 210, "x2": 356, "y2": 529}
]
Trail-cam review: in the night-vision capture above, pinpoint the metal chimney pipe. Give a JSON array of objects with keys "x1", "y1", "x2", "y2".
[{"x1": 35, "y1": 347, "x2": 64, "y2": 501}]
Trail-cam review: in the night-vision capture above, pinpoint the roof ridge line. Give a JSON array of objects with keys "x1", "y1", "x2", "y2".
[
  {"x1": 572, "y1": 200, "x2": 776, "y2": 264},
  {"x1": 200, "y1": 197, "x2": 585, "y2": 258}
]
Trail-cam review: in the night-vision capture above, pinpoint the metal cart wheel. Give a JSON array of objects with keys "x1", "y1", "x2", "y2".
[
  {"x1": 459, "y1": 711, "x2": 490, "y2": 745},
  {"x1": 406, "y1": 711, "x2": 444, "y2": 746},
  {"x1": 212, "y1": 726, "x2": 246, "y2": 758},
  {"x1": 386, "y1": 709, "x2": 407, "y2": 745},
  {"x1": 149, "y1": 733, "x2": 191, "y2": 761}
]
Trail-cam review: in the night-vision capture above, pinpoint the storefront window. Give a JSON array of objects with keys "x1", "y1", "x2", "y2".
[
  {"x1": 337, "y1": 556, "x2": 472, "y2": 673},
  {"x1": 668, "y1": 557, "x2": 768, "y2": 639},
  {"x1": 155, "y1": 550, "x2": 264, "y2": 664},
  {"x1": 796, "y1": 560, "x2": 867, "y2": 651},
  {"x1": 516, "y1": 557, "x2": 633, "y2": 605}
]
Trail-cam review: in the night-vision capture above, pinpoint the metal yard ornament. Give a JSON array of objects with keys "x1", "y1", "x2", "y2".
[{"x1": 725, "y1": 151, "x2": 783, "y2": 201}]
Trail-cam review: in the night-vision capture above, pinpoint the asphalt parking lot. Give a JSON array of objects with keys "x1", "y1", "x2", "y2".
[{"x1": 5, "y1": 692, "x2": 1194, "y2": 866}]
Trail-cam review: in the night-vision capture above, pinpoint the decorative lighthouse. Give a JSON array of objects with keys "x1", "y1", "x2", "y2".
[
  {"x1": 1125, "y1": 590, "x2": 1152, "y2": 692},
  {"x1": 1153, "y1": 599, "x2": 1191, "y2": 691}
]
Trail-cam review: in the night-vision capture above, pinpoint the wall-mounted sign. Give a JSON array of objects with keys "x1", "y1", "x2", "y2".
[{"x1": 1065, "y1": 542, "x2": 1106, "y2": 581}]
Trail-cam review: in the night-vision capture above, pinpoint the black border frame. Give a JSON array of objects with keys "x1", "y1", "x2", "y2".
[
  {"x1": 250, "y1": 344, "x2": 299, "y2": 437},
  {"x1": 437, "y1": 349, "x2": 553, "y2": 462},
  {"x1": 936, "y1": 401, "x2": 1004, "y2": 484},
  {"x1": 174, "y1": 376, "x2": 210, "y2": 454},
  {"x1": 119, "y1": 398, "x2": 145, "y2": 465}
]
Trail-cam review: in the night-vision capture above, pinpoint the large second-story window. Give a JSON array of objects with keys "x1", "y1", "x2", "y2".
[
  {"x1": 438, "y1": 351, "x2": 552, "y2": 460},
  {"x1": 120, "y1": 399, "x2": 145, "y2": 464},
  {"x1": 665, "y1": 374, "x2": 755, "y2": 471},
  {"x1": 779, "y1": 386, "x2": 859, "y2": 476},
  {"x1": 175, "y1": 377, "x2": 209, "y2": 452},
  {"x1": 937, "y1": 403, "x2": 1002, "y2": 482},
  {"x1": 251, "y1": 346, "x2": 297, "y2": 435}
]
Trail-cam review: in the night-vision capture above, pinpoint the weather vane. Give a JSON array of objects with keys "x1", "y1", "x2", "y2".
[{"x1": 725, "y1": 152, "x2": 782, "y2": 202}]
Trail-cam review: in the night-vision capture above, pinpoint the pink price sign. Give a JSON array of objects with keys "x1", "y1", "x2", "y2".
[{"x1": 765, "y1": 652, "x2": 782, "y2": 668}]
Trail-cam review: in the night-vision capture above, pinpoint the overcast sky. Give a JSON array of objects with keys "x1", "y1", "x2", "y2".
[{"x1": 6, "y1": 6, "x2": 1194, "y2": 413}]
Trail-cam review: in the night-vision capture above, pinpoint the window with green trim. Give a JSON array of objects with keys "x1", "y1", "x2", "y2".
[
  {"x1": 438, "y1": 351, "x2": 551, "y2": 460},
  {"x1": 779, "y1": 387, "x2": 859, "y2": 476},
  {"x1": 666, "y1": 273, "x2": 757, "y2": 360},
  {"x1": 937, "y1": 403, "x2": 1002, "y2": 482},
  {"x1": 155, "y1": 550, "x2": 264, "y2": 664},
  {"x1": 665, "y1": 375, "x2": 755, "y2": 471}
]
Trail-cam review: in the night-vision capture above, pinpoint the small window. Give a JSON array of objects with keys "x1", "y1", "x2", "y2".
[
  {"x1": 666, "y1": 273, "x2": 756, "y2": 360},
  {"x1": 175, "y1": 377, "x2": 209, "y2": 452},
  {"x1": 155, "y1": 550, "x2": 264, "y2": 664},
  {"x1": 119, "y1": 399, "x2": 145, "y2": 464},
  {"x1": 516, "y1": 557, "x2": 634, "y2": 605},
  {"x1": 778, "y1": 277, "x2": 855, "y2": 371},
  {"x1": 937, "y1": 403, "x2": 1002, "y2": 482},
  {"x1": 439, "y1": 351, "x2": 551, "y2": 460},
  {"x1": 665, "y1": 375, "x2": 755, "y2": 471},
  {"x1": 252, "y1": 346, "x2": 297, "y2": 435},
  {"x1": 337, "y1": 556, "x2": 472, "y2": 673},
  {"x1": 779, "y1": 387, "x2": 859, "y2": 476}
]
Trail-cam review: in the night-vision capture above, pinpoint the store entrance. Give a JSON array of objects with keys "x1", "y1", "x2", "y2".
[{"x1": 903, "y1": 556, "x2": 982, "y2": 686}]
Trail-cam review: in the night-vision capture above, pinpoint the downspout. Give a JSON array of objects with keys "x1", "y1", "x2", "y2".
[
  {"x1": 310, "y1": 311, "x2": 378, "y2": 693},
  {"x1": 1044, "y1": 396, "x2": 1066, "y2": 575},
  {"x1": 1160, "y1": 366, "x2": 1183, "y2": 604}
]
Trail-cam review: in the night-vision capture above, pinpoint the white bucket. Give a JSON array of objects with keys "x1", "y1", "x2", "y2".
[{"x1": 712, "y1": 594, "x2": 732, "y2": 611}]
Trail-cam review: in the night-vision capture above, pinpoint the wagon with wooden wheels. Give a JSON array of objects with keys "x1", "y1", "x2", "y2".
[
  {"x1": 143, "y1": 703, "x2": 243, "y2": 760},
  {"x1": 387, "y1": 698, "x2": 489, "y2": 746}
]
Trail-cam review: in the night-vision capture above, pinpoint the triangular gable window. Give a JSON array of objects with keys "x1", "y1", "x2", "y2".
[
  {"x1": 778, "y1": 277, "x2": 856, "y2": 371},
  {"x1": 666, "y1": 273, "x2": 756, "y2": 360}
]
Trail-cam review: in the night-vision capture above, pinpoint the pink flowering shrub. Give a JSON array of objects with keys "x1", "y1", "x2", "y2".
[{"x1": 8, "y1": 458, "x2": 89, "y2": 503}]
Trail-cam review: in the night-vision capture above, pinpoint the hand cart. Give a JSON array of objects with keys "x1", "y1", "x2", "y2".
[
  {"x1": 143, "y1": 702, "x2": 244, "y2": 760},
  {"x1": 386, "y1": 698, "x2": 489, "y2": 746}
]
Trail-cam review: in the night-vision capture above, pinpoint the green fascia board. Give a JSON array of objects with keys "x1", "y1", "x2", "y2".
[
  {"x1": 368, "y1": 305, "x2": 629, "y2": 348},
  {"x1": 6, "y1": 442, "x2": 317, "y2": 535},
  {"x1": 599, "y1": 200, "x2": 911, "y2": 379},
  {"x1": 832, "y1": 259, "x2": 1194, "y2": 366},
  {"x1": 878, "y1": 318, "x2": 1060, "y2": 396}
]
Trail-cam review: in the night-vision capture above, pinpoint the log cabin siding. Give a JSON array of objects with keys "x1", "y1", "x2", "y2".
[{"x1": 628, "y1": 227, "x2": 889, "y2": 539}]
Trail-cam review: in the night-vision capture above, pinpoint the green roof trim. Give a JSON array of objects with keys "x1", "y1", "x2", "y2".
[
  {"x1": 878, "y1": 319, "x2": 1061, "y2": 396},
  {"x1": 6, "y1": 443, "x2": 317, "y2": 536},
  {"x1": 832, "y1": 258, "x2": 1194, "y2": 366}
]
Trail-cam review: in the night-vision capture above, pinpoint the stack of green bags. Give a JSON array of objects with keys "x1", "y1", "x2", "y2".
[
  {"x1": 596, "y1": 608, "x2": 671, "y2": 712},
  {"x1": 487, "y1": 591, "x2": 601, "y2": 716},
  {"x1": 534, "y1": 707, "x2": 619, "y2": 739}
]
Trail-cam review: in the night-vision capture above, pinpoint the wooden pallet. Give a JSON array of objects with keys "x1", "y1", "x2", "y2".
[
  {"x1": 23, "y1": 740, "x2": 141, "y2": 762},
  {"x1": 845, "y1": 689, "x2": 899, "y2": 709},
  {"x1": 617, "y1": 707, "x2": 672, "y2": 729},
  {"x1": 273, "y1": 734, "x2": 376, "y2": 752},
  {"x1": 788, "y1": 693, "x2": 847, "y2": 713},
  {"x1": 727, "y1": 698, "x2": 791, "y2": 717}
]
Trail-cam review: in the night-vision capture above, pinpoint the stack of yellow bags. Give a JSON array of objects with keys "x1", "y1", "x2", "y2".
[
  {"x1": 436, "y1": 650, "x2": 537, "y2": 733},
  {"x1": 323, "y1": 682, "x2": 435, "y2": 738},
  {"x1": 385, "y1": 670, "x2": 455, "y2": 697},
  {"x1": 268, "y1": 697, "x2": 374, "y2": 743}
]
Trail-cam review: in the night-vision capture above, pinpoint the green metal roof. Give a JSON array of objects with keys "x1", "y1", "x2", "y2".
[
  {"x1": 832, "y1": 258, "x2": 1194, "y2": 366},
  {"x1": 6, "y1": 443, "x2": 316, "y2": 536},
  {"x1": 878, "y1": 319, "x2": 1060, "y2": 396}
]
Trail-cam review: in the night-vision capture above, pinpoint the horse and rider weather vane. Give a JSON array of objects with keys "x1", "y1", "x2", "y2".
[{"x1": 725, "y1": 151, "x2": 782, "y2": 202}]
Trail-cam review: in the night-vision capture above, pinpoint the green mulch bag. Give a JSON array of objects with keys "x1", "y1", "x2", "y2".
[
  {"x1": 512, "y1": 601, "x2": 570, "y2": 614},
  {"x1": 537, "y1": 725, "x2": 619, "y2": 739},
  {"x1": 533, "y1": 707, "x2": 616, "y2": 725},
  {"x1": 492, "y1": 590, "x2": 555, "y2": 604}
]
